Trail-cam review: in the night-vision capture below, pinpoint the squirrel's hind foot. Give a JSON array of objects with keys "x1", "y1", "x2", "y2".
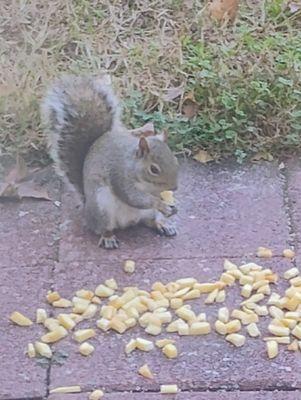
[{"x1": 98, "y1": 233, "x2": 119, "y2": 249}]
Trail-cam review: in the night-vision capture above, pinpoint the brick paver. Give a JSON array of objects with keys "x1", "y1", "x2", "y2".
[{"x1": 1, "y1": 159, "x2": 301, "y2": 399}]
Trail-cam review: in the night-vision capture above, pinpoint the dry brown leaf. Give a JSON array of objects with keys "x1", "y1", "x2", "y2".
[
  {"x1": 251, "y1": 152, "x2": 274, "y2": 162},
  {"x1": 17, "y1": 181, "x2": 51, "y2": 200},
  {"x1": 182, "y1": 100, "x2": 199, "y2": 118},
  {"x1": 0, "y1": 158, "x2": 51, "y2": 201},
  {"x1": 193, "y1": 150, "x2": 214, "y2": 163},
  {"x1": 209, "y1": 0, "x2": 239, "y2": 23},
  {"x1": 163, "y1": 85, "x2": 184, "y2": 102}
]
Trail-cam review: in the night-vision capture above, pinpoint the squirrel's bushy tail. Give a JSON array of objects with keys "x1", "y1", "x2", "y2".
[{"x1": 41, "y1": 74, "x2": 120, "y2": 193}]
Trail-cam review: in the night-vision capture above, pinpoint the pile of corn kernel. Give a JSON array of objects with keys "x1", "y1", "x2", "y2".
[{"x1": 9, "y1": 247, "x2": 300, "y2": 397}]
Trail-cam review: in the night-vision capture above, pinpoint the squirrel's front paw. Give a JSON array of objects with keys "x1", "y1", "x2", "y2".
[
  {"x1": 98, "y1": 234, "x2": 119, "y2": 249},
  {"x1": 157, "y1": 201, "x2": 178, "y2": 218},
  {"x1": 156, "y1": 221, "x2": 177, "y2": 237}
]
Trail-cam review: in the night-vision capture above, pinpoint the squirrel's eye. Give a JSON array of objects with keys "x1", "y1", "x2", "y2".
[{"x1": 149, "y1": 164, "x2": 160, "y2": 175}]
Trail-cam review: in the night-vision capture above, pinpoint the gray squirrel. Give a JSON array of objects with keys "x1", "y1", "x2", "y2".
[{"x1": 41, "y1": 74, "x2": 179, "y2": 249}]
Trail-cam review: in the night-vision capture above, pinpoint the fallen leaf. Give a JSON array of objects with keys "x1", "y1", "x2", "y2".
[
  {"x1": 17, "y1": 181, "x2": 51, "y2": 200},
  {"x1": 208, "y1": 0, "x2": 239, "y2": 23},
  {"x1": 251, "y1": 152, "x2": 273, "y2": 162},
  {"x1": 193, "y1": 149, "x2": 214, "y2": 163},
  {"x1": 0, "y1": 158, "x2": 51, "y2": 201},
  {"x1": 163, "y1": 85, "x2": 184, "y2": 102},
  {"x1": 182, "y1": 100, "x2": 199, "y2": 118},
  {"x1": 130, "y1": 122, "x2": 155, "y2": 137}
]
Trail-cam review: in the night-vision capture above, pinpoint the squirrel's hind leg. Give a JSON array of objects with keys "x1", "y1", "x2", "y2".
[{"x1": 143, "y1": 212, "x2": 177, "y2": 237}]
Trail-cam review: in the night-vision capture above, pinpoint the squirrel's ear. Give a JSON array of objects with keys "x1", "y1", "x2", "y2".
[
  {"x1": 156, "y1": 130, "x2": 168, "y2": 142},
  {"x1": 137, "y1": 137, "x2": 150, "y2": 158}
]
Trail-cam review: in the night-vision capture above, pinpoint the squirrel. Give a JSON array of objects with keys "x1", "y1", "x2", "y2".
[{"x1": 41, "y1": 73, "x2": 179, "y2": 249}]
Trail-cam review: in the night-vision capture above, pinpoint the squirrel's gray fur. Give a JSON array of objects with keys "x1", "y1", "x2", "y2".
[{"x1": 41, "y1": 74, "x2": 179, "y2": 249}]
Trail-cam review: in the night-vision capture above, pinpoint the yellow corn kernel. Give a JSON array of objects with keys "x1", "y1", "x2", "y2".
[
  {"x1": 69, "y1": 314, "x2": 83, "y2": 324},
  {"x1": 216, "y1": 290, "x2": 226, "y2": 303},
  {"x1": 44, "y1": 318, "x2": 60, "y2": 331},
  {"x1": 253, "y1": 305, "x2": 268, "y2": 316},
  {"x1": 220, "y1": 272, "x2": 236, "y2": 285},
  {"x1": 89, "y1": 389, "x2": 104, "y2": 400},
  {"x1": 226, "y1": 333, "x2": 246, "y2": 347},
  {"x1": 241, "y1": 284, "x2": 252, "y2": 298},
  {"x1": 136, "y1": 338, "x2": 154, "y2": 352},
  {"x1": 110, "y1": 317, "x2": 127, "y2": 334},
  {"x1": 155, "y1": 338, "x2": 176, "y2": 348},
  {"x1": 268, "y1": 292, "x2": 281, "y2": 305},
  {"x1": 193, "y1": 283, "x2": 218, "y2": 293},
  {"x1": 92, "y1": 296, "x2": 102, "y2": 304},
  {"x1": 257, "y1": 284, "x2": 270, "y2": 295},
  {"x1": 36, "y1": 308, "x2": 47, "y2": 324},
  {"x1": 46, "y1": 291, "x2": 61, "y2": 304},
  {"x1": 138, "y1": 364, "x2": 154, "y2": 379},
  {"x1": 156, "y1": 311, "x2": 172, "y2": 324},
  {"x1": 95, "y1": 284, "x2": 114, "y2": 297},
  {"x1": 182, "y1": 289, "x2": 201, "y2": 300},
  {"x1": 52, "y1": 298, "x2": 72, "y2": 308},
  {"x1": 82, "y1": 304, "x2": 98, "y2": 319},
  {"x1": 285, "y1": 311, "x2": 301, "y2": 320},
  {"x1": 161, "y1": 190, "x2": 175, "y2": 206},
  {"x1": 105, "y1": 278, "x2": 118, "y2": 290},
  {"x1": 241, "y1": 293, "x2": 264, "y2": 305},
  {"x1": 239, "y1": 262, "x2": 262, "y2": 274},
  {"x1": 223, "y1": 259, "x2": 238, "y2": 271},
  {"x1": 292, "y1": 324, "x2": 301, "y2": 339},
  {"x1": 290, "y1": 277, "x2": 301, "y2": 287},
  {"x1": 283, "y1": 248, "x2": 295, "y2": 259},
  {"x1": 162, "y1": 343, "x2": 178, "y2": 359},
  {"x1": 239, "y1": 275, "x2": 254, "y2": 285},
  {"x1": 268, "y1": 324, "x2": 290, "y2": 337},
  {"x1": 170, "y1": 298, "x2": 183, "y2": 309},
  {"x1": 72, "y1": 297, "x2": 90, "y2": 314},
  {"x1": 100, "y1": 305, "x2": 116, "y2": 320},
  {"x1": 190, "y1": 322, "x2": 211, "y2": 335},
  {"x1": 218, "y1": 307, "x2": 229, "y2": 323},
  {"x1": 246, "y1": 323, "x2": 261, "y2": 338},
  {"x1": 204, "y1": 288, "x2": 219, "y2": 304},
  {"x1": 178, "y1": 321, "x2": 190, "y2": 336},
  {"x1": 152, "y1": 281, "x2": 166, "y2": 293},
  {"x1": 79, "y1": 342, "x2": 95, "y2": 356},
  {"x1": 175, "y1": 306, "x2": 196, "y2": 322},
  {"x1": 288, "y1": 339, "x2": 299, "y2": 351},
  {"x1": 123, "y1": 260, "x2": 136, "y2": 274},
  {"x1": 73, "y1": 328, "x2": 96, "y2": 343},
  {"x1": 123, "y1": 318, "x2": 136, "y2": 329},
  {"x1": 176, "y1": 277, "x2": 197, "y2": 288},
  {"x1": 125, "y1": 339, "x2": 137, "y2": 354},
  {"x1": 76, "y1": 289, "x2": 94, "y2": 301},
  {"x1": 284, "y1": 267, "x2": 299, "y2": 280},
  {"x1": 41, "y1": 326, "x2": 68, "y2": 343},
  {"x1": 252, "y1": 279, "x2": 269, "y2": 290},
  {"x1": 160, "y1": 385, "x2": 178, "y2": 394},
  {"x1": 264, "y1": 336, "x2": 290, "y2": 344},
  {"x1": 27, "y1": 343, "x2": 36, "y2": 358},
  {"x1": 50, "y1": 386, "x2": 81, "y2": 394},
  {"x1": 256, "y1": 247, "x2": 273, "y2": 258},
  {"x1": 225, "y1": 319, "x2": 241, "y2": 334},
  {"x1": 57, "y1": 314, "x2": 76, "y2": 330},
  {"x1": 267, "y1": 340, "x2": 278, "y2": 359},
  {"x1": 9, "y1": 311, "x2": 33, "y2": 327},
  {"x1": 269, "y1": 306, "x2": 284, "y2": 319},
  {"x1": 215, "y1": 320, "x2": 227, "y2": 335},
  {"x1": 145, "y1": 324, "x2": 162, "y2": 336},
  {"x1": 34, "y1": 341, "x2": 52, "y2": 358}
]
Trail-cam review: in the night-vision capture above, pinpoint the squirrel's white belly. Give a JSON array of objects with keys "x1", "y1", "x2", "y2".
[{"x1": 96, "y1": 187, "x2": 155, "y2": 230}]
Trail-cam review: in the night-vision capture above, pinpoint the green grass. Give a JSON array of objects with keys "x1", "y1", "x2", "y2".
[{"x1": 1, "y1": 0, "x2": 300, "y2": 164}]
